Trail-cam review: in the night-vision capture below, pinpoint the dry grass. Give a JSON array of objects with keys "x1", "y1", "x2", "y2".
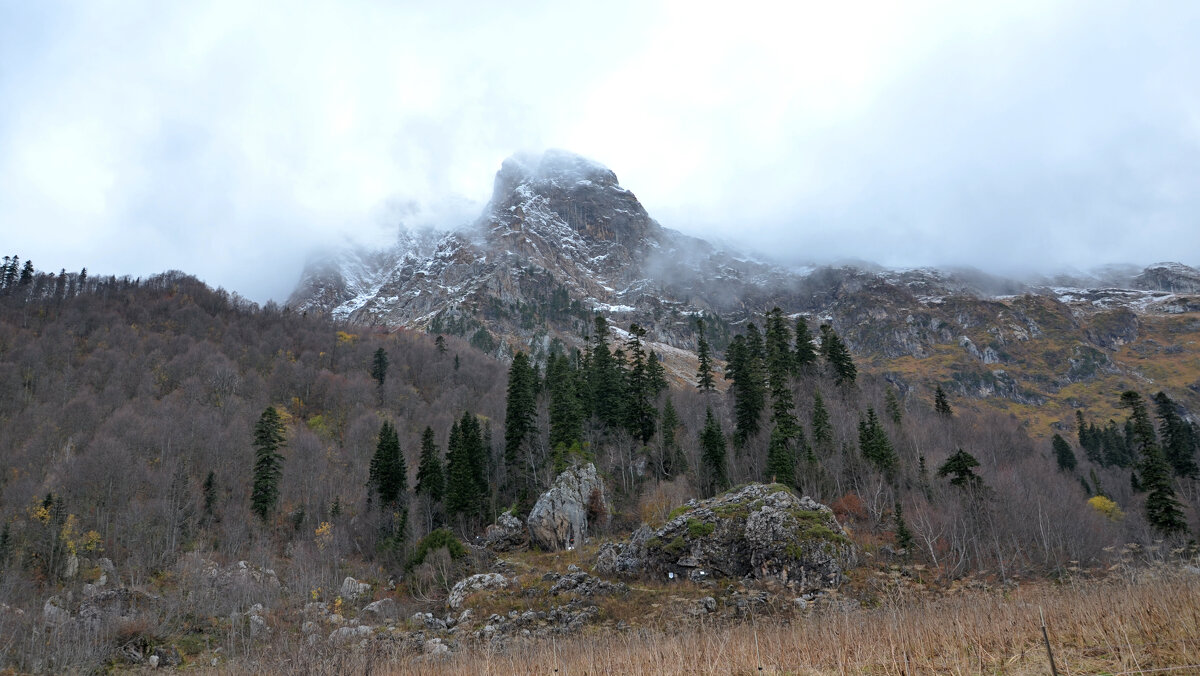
[{"x1": 371, "y1": 571, "x2": 1200, "y2": 675}]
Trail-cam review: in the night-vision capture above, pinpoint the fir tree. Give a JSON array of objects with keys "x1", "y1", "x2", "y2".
[
  {"x1": 1052, "y1": 433, "x2": 1076, "y2": 472},
  {"x1": 371, "y1": 347, "x2": 389, "y2": 387},
  {"x1": 435, "y1": 335, "x2": 447, "y2": 354},
  {"x1": 766, "y1": 424, "x2": 796, "y2": 487},
  {"x1": 547, "y1": 352, "x2": 583, "y2": 452},
  {"x1": 695, "y1": 318, "x2": 715, "y2": 392},
  {"x1": 937, "y1": 449, "x2": 983, "y2": 490},
  {"x1": 250, "y1": 407, "x2": 286, "y2": 521},
  {"x1": 369, "y1": 420, "x2": 406, "y2": 507},
  {"x1": 659, "y1": 397, "x2": 686, "y2": 478},
  {"x1": 202, "y1": 471, "x2": 217, "y2": 523},
  {"x1": 793, "y1": 316, "x2": 817, "y2": 373},
  {"x1": 810, "y1": 390, "x2": 833, "y2": 449},
  {"x1": 444, "y1": 419, "x2": 473, "y2": 518},
  {"x1": 726, "y1": 329, "x2": 766, "y2": 446},
  {"x1": 1120, "y1": 391, "x2": 1157, "y2": 455},
  {"x1": 1141, "y1": 445, "x2": 1190, "y2": 537},
  {"x1": 700, "y1": 407, "x2": 729, "y2": 495},
  {"x1": 765, "y1": 308, "x2": 799, "y2": 437},
  {"x1": 1154, "y1": 391, "x2": 1199, "y2": 478},
  {"x1": 503, "y1": 352, "x2": 538, "y2": 489},
  {"x1": 934, "y1": 385, "x2": 953, "y2": 417},
  {"x1": 893, "y1": 502, "x2": 914, "y2": 553},
  {"x1": 588, "y1": 316, "x2": 625, "y2": 428},
  {"x1": 19, "y1": 260, "x2": 34, "y2": 286},
  {"x1": 623, "y1": 324, "x2": 657, "y2": 444},
  {"x1": 858, "y1": 408, "x2": 897, "y2": 475},
  {"x1": 647, "y1": 352, "x2": 668, "y2": 395},
  {"x1": 415, "y1": 426, "x2": 445, "y2": 502},
  {"x1": 884, "y1": 386, "x2": 903, "y2": 426},
  {"x1": 820, "y1": 325, "x2": 857, "y2": 386}
]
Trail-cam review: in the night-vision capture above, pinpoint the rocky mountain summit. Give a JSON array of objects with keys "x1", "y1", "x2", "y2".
[{"x1": 289, "y1": 151, "x2": 1200, "y2": 430}]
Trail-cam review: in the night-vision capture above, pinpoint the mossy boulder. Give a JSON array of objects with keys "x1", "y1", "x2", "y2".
[{"x1": 595, "y1": 484, "x2": 856, "y2": 592}]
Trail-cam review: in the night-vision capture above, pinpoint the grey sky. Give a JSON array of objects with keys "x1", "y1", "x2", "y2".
[{"x1": 2, "y1": 1, "x2": 1198, "y2": 302}]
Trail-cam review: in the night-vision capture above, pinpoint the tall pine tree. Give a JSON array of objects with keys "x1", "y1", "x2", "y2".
[
  {"x1": 1154, "y1": 391, "x2": 1199, "y2": 478},
  {"x1": 503, "y1": 351, "x2": 538, "y2": 493},
  {"x1": 415, "y1": 426, "x2": 445, "y2": 503},
  {"x1": 696, "y1": 318, "x2": 716, "y2": 392},
  {"x1": 368, "y1": 420, "x2": 407, "y2": 507},
  {"x1": 623, "y1": 324, "x2": 657, "y2": 444},
  {"x1": 700, "y1": 407, "x2": 729, "y2": 496},
  {"x1": 793, "y1": 316, "x2": 817, "y2": 373}
]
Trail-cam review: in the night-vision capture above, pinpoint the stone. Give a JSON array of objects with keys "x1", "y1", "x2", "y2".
[
  {"x1": 42, "y1": 596, "x2": 70, "y2": 626},
  {"x1": 548, "y1": 571, "x2": 628, "y2": 597},
  {"x1": 484, "y1": 511, "x2": 530, "y2": 552},
  {"x1": 700, "y1": 596, "x2": 717, "y2": 613},
  {"x1": 361, "y1": 597, "x2": 398, "y2": 621},
  {"x1": 340, "y1": 576, "x2": 371, "y2": 600},
  {"x1": 447, "y1": 573, "x2": 510, "y2": 609},
  {"x1": 527, "y1": 463, "x2": 610, "y2": 551},
  {"x1": 328, "y1": 625, "x2": 372, "y2": 644},
  {"x1": 594, "y1": 483, "x2": 856, "y2": 593}
]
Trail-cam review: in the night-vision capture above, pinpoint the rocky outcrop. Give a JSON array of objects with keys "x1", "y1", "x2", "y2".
[
  {"x1": 595, "y1": 484, "x2": 856, "y2": 592},
  {"x1": 340, "y1": 576, "x2": 371, "y2": 600},
  {"x1": 448, "y1": 573, "x2": 510, "y2": 610},
  {"x1": 526, "y1": 463, "x2": 610, "y2": 551},
  {"x1": 360, "y1": 598, "x2": 399, "y2": 621},
  {"x1": 484, "y1": 511, "x2": 529, "y2": 552}
]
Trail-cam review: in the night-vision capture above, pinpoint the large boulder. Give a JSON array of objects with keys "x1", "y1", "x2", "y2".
[
  {"x1": 484, "y1": 511, "x2": 529, "y2": 552},
  {"x1": 595, "y1": 484, "x2": 856, "y2": 593},
  {"x1": 448, "y1": 573, "x2": 510, "y2": 610},
  {"x1": 527, "y1": 463, "x2": 610, "y2": 551}
]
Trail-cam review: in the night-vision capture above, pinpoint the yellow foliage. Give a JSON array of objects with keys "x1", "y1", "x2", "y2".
[
  {"x1": 336, "y1": 331, "x2": 358, "y2": 345},
  {"x1": 314, "y1": 521, "x2": 333, "y2": 551},
  {"x1": 29, "y1": 503, "x2": 50, "y2": 524},
  {"x1": 82, "y1": 530, "x2": 103, "y2": 553},
  {"x1": 1088, "y1": 495, "x2": 1124, "y2": 521},
  {"x1": 60, "y1": 514, "x2": 80, "y2": 556}
]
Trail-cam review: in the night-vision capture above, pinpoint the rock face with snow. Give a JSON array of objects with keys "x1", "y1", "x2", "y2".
[{"x1": 526, "y1": 463, "x2": 610, "y2": 551}]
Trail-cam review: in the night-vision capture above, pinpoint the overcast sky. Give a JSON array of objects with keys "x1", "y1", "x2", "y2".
[{"x1": 2, "y1": 1, "x2": 1198, "y2": 302}]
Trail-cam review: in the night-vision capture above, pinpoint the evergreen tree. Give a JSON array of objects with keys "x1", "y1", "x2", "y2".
[
  {"x1": 19, "y1": 260, "x2": 34, "y2": 286},
  {"x1": 937, "y1": 449, "x2": 983, "y2": 490},
  {"x1": 700, "y1": 407, "x2": 729, "y2": 495},
  {"x1": 202, "y1": 471, "x2": 217, "y2": 523},
  {"x1": 793, "y1": 316, "x2": 817, "y2": 373},
  {"x1": 820, "y1": 325, "x2": 857, "y2": 386},
  {"x1": 810, "y1": 390, "x2": 833, "y2": 449},
  {"x1": 435, "y1": 335, "x2": 447, "y2": 353},
  {"x1": 547, "y1": 352, "x2": 583, "y2": 452},
  {"x1": 503, "y1": 352, "x2": 538, "y2": 489},
  {"x1": 934, "y1": 385, "x2": 953, "y2": 417},
  {"x1": 444, "y1": 416, "x2": 486, "y2": 519},
  {"x1": 1141, "y1": 445, "x2": 1190, "y2": 537},
  {"x1": 1120, "y1": 391, "x2": 1157, "y2": 455},
  {"x1": 588, "y1": 316, "x2": 625, "y2": 428},
  {"x1": 766, "y1": 424, "x2": 796, "y2": 486},
  {"x1": 250, "y1": 407, "x2": 286, "y2": 521},
  {"x1": 1052, "y1": 433, "x2": 1077, "y2": 472},
  {"x1": 415, "y1": 426, "x2": 445, "y2": 503},
  {"x1": 858, "y1": 408, "x2": 897, "y2": 475},
  {"x1": 369, "y1": 420, "x2": 406, "y2": 507},
  {"x1": 893, "y1": 502, "x2": 913, "y2": 553},
  {"x1": 459, "y1": 411, "x2": 488, "y2": 504},
  {"x1": 695, "y1": 318, "x2": 715, "y2": 392},
  {"x1": 659, "y1": 397, "x2": 686, "y2": 478},
  {"x1": 726, "y1": 329, "x2": 766, "y2": 446},
  {"x1": 647, "y1": 352, "x2": 668, "y2": 394},
  {"x1": 1154, "y1": 391, "x2": 1199, "y2": 478},
  {"x1": 371, "y1": 348, "x2": 389, "y2": 387},
  {"x1": 765, "y1": 308, "x2": 799, "y2": 437},
  {"x1": 884, "y1": 386, "x2": 903, "y2": 426},
  {"x1": 623, "y1": 324, "x2": 657, "y2": 444}
]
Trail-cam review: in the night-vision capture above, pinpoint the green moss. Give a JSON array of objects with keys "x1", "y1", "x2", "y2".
[
  {"x1": 667, "y1": 504, "x2": 691, "y2": 521},
  {"x1": 712, "y1": 503, "x2": 749, "y2": 520},
  {"x1": 686, "y1": 518, "x2": 715, "y2": 538},
  {"x1": 662, "y1": 536, "x2": 687, "y2": 556}
]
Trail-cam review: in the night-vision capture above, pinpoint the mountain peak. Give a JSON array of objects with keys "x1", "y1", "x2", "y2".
[{"x1": 494, "y1": 149, "x2": 619, "y2": 196}]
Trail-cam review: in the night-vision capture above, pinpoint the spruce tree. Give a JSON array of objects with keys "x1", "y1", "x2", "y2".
[
  {"x1": 369, "y1": 420, "x2": 406, "y2": 507},
  {"x1": 659, "y1": 397, "x2": 686, "y2": 478},
  {"x1": 726, "y1": 329, "x2": 766, "y2": 446},
  {"x1": 884, "y1": 387, "x2": 903, "y2": 426},
  {"x1": 937, "y1": 449, "x2": 983, "y2": 490},
  {"x1": 893, "y1": 502, "x2": 914, "y2": 553},
  {"x1": 811, "y1": 390, "x2": 833, "y2": 449},
  {"x1": 371, "y1": 347, "x2": 389, "y2": 387},
  {"x1": 1052, "y1": 433, "x2": 1077, "y2": 472},
  {"x1": 858, "y1": 408, "x2": 897, "y2": 475},
  {"x1": 696, "y1": 318, "x2": 715, "y2": 392},
  {"x1": 251, "y1": 407, "x2": 286, "y2": 521},
  {"x1": 202, "y1": 471, "x2": 217, "y2": 523},
  {"x1": 765, "y1": 308, "x2": 799, "y2": 437},
  {"x1": 793, "y1": 316, "x2": 817, "y2": 373},
  {"x1": 934, "y1": 385, "x2": 953, "y2": 417},
  {"x1": 1141, "y1": 445, "x2": 1190, "y2": 537},
  {"x1": 647, "y1": 352, "x2": 668, "y2": 395},
  {"x1": 503, "y1": 352, "x2": 538, "y2": 487},
  {"x1": 1154, "y1": 392, "x2": 1199, "y2": 478},
  {"x1": 821, "y1": 325, "x2": 857, "y2": 386},
  {"x1": 547, "y1": 352, "x2": 583, "y2": 452},
  {"x1": 444, "y1": 419, "x2": 476, "y2": 518},
  {"x1": 415, "y1": 426, "x2": 445, "y2": 503},
  {"x1": 19, "y1": 260, "x2": 34, "y2": 286},
  {"x1": 700, "y1": 407, "x2": 729, "y2": 495},
  {"x1": 1120, "y1": 391, "x2": 1157, "y2": 454},
  {"x1": 766, "y1": 424, "x2": 795, "y2": 487},
  {"x1": 588, "y1": 316, "x2": 625, "y2": 428},
  {"x1": 623, "y1": 324, "x2": 657, "y2": 444}
]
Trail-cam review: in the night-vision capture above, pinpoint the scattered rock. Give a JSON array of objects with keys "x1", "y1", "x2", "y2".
[
  {"x1": 360, "y1": 597, "x2": 398, "y2": 621},
  {"x1": 485, "y1": 511, "x2": 530, "y2": 552},
  {"x1": 700, "y1": 596, "x2": 717, "y2": 613},
  {"x1": 527, "y1": 463, "x2": 610, "y2": 551},
  {"x1": 78, "y1": 588, "x2": 157, "y2": 629},
  {"x1": 42, "y1": 596, "x2": 71, "y2": 626},
  {"x1": 595, "y1": 483, "x2": 856, "y2": 593},
  {"x1": 547, "y1": 571, "x2": 628, "y2": 597},
  {"x1": 328, "y1": 625, "x2": 373, "y2": 645},
  {"x1": 340, "y1": 576, "x2": 371, "y2": 600},
  {"x1": 448, "y1": 573, "x2": 510, "y2": 609}
]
